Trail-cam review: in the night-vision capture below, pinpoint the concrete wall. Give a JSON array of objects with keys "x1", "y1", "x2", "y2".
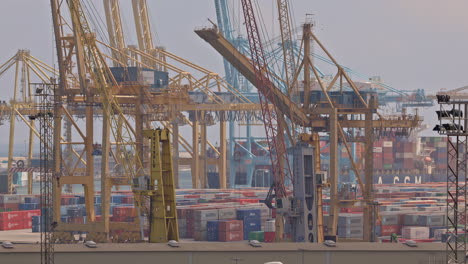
[{"x1": 0, "y1": 243, "x2": 451, "y2": 264}]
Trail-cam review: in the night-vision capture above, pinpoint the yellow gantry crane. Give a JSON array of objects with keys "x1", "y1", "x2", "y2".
[{"x1": 50, "y1": 0, "x2": 147, "y2": 242}]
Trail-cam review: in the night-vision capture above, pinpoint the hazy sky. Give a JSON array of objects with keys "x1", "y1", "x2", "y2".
[{"x1": 0, "y1": 0, "x2": 467, "y2": 153}]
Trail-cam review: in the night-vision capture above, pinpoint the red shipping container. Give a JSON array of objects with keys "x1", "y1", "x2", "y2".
[
  {"x1": 219, "y1": 231, "x2": 243, "y2": 242},
  {"x1": 186, "y1": 218, "x2": 195, "y2": 238},
  {"x1": 21, "y1": 210, "x2": 40, "y2": 229},
  {"x1": 403, "y1": 160, "x2": 414, "y2": 170},
  {"x1": 113, "y1": 206, "x2": 136, "y2": 217},
  {"x1": 219, "y1": 220, "x2": 243, "y2": 232},
  {"x1": 264, "y1": 231, "x2": 275, "y2": 242},
  {"x1": 380, "y1": 225, "x2": 401, "y2": 236},
  {"x1": 0, "y1": 211, "x2": 23, "y2": 224},
  {"x1": 121, "y1": 197, "x2": 134, "y2": 204},
  {"x1": 22, "y1": 210, "x2": 41, "y2": 221},
  {"x1": 232, "y1": 199, "x2": 259, "y2": 205},
  {"x1": 0, "y1": 220, "x2": 24, "y2": 230},
  {"x1": 184, "y1": 195, "x2": 200, "y2": 199},
  {"x1": 177, "y1": 208, "x2": 189, "y2": 219},
  {"x1": 242, "y1": 191, "x2": 256, "y2": 197},
  {"x1": 374, "y1": 140, "x2": 383, "y2": 148}
]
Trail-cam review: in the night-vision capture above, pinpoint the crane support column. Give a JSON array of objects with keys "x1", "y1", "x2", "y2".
[
  {"x1": 191, "y1": 111, "x2": 200, "y2": 188},
  {"x1": 101, "y1": 104, "x2": 111, "y2": 239},
  {"x1": 7, "y1": 105, "x2": 16, "y2": 194},
  {"x1": 219, "y1": 114, "x2": 227, "y2": 188},
  {"x1": 27, "y1": 119, "x2": 34, "y2": 194},
  {"x1": 327, "y1": 109, "x2": 339, "y2": 238},
  {"x1": 200, "y1": 116, "x2": 208, "y2": 188},
  {"x1": 363, "y1": 103, "x2": 375, "y2": 241},
  {"x1": 291, "y1": 144, "x2": 318, "y2": 242},
  {"x1": 53, "y1": 81, "x2": 63, "y2": 223},
  {"x1": 84, "y1": 94, "x2": 95, "y2": 222},
  {"x1": 172, "y1": 120, "x2": 180, "y2": 188},
  {"x1": 144, "y1": 129, "x2": 179, "y2": 243}
]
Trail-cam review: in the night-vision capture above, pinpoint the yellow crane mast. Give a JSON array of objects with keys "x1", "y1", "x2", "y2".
[{"x1": 134, "y1": 129, "x2": 178, "y2": 243}]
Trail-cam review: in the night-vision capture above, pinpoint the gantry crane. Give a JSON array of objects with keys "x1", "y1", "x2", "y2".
[
  {"x1": 50, "y1": 0, "x2": 148, "y2": 242},
  {"x1": 47, "y1": 0, "x2": 262, "y2": 243},
  {"x1": 196, "y1": 7, "x2": 421, "y2": 241}
]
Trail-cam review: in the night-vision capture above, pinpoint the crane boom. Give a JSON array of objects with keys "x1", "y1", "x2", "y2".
[
  {"x1": 103, "y1": 0, "x2": 127, "y2": 66},
  {"x1": 195, "y1": 28, "x2": 309, "y2": 126},
  {"x1": 239, "y1": 0, "x2": 291, "y2": 196},
  {"x1": 132, "y1": 0, "x2": 154, "y2": 52},
  {"x1": 276, "y1": 0, "x2": 296, "y2": 95}
]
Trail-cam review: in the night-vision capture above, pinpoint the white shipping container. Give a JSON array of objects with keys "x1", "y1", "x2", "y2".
[
  {"x1": 338, "y1": 213, "x2": 363, "y2": 227},
  {"x1": 380, "y1": 213, "x2": 399, "y2": 225},
  {"x1": 194, "y1": 209, "x2": 218, "y2": 221},
  {"x1": 402, "y1": 226, "x2": 429, "y2": 239},
  {"x1": 218, "y1": 208, "x2": 236, "y2": 220},
  {"x1": 383, "y1": 141, "x2": 393, "y2": 148},
  {"x1": 338, "y1": 226, "x2": 363, "y2": 238},
  {"x1": 194, "y1": 220, "x2": 208, "y2": 231},
  {"x1": 403, "y1": 153, "x2": 414, "y2": 159},
  {"x1": 264, "y1": 220, "x2": 276, "y2": 232},
  {"x1": 0, "y1": 194, "x2": 20, "y2": 204}
]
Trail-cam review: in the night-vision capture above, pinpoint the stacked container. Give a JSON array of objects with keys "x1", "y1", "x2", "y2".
[
  {"x1": 402, "y1": 226, "x2": 430, "y2": 239},
  {"x1": 337, "y1": 213, "x2": 363, "y2": 239},
  {"x1": 0, "y1": 195, "x2": 20, "y2": 211},
  {"x1": 193, "y1": 208, "x2": 218, "y2": 241},
  {"x1": 373, "y1": 140, "x2": 383, "y2": 170},
  {"x1": 379, "y1": 212, "x2": 401, "y2": 236},
  {"x1": 236, "y1": 208, "x2": 261, "y2": 240},
  {"x1": 219, "y1": 220, "x2": 243, "y2": 241},
  {"x1": 382, "y1": 141, "x2": 394, "y2": 170},
  {"x1": 264, "y1": 219, "x2": 276, "y2": 242}
]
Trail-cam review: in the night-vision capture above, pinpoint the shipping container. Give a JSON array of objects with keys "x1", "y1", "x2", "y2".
[
  {"x1": 219, "y1": 230, "x2": 243, "y2": 242},
  {"x1": 402, "y1": 226, "x2": 429, "y2": 239}
]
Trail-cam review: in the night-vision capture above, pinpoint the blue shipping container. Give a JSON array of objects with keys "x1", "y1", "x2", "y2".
[
  {"x1": 236, "y1": 209, "x2": 261, "y2": 221},
  {"x1": 243, "y1": 218, "x2": 261, "y2": 239},
  {"x1": 207, "y1": 220, "x2": 220, "y2": 241}
]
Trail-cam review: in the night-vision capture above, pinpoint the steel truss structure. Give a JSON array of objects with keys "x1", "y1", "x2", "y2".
[
  {"x1": 436, "y1": 97, "x2": 467, "y2": 263},
  {"x1": 35, "y1": 82, "x2": 57, "y2": 264}
]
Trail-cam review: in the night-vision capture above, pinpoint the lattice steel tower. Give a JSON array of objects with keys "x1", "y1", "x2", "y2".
[
  {"x1": 435, "y1": 94, "x2": 467, "y2": 263},
  {"x1": 32, "y1": 82, "x2": 57, "y2": 264}
]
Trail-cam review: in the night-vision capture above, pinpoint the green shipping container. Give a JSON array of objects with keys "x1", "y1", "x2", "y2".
[
  {"x1": 383, "y1": 164, "x2": 393, "y2": 170},
  {"x1": 248, "y1": 231, "x2": 264, "y2": 242}
]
